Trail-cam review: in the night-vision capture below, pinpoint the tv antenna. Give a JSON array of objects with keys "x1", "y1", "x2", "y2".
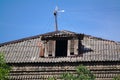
[{"x1": 54, "y1": 6, "x2": 64, "y2": 31}]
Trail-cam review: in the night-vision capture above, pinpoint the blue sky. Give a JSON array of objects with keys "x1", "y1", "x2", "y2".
[{"x1": 0, "y1": 0, "x2": 120, "y2": 43}]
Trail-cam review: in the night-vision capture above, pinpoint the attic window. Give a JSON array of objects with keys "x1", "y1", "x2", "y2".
[
  {"x1": 55, "y1": 40, "x2": 67, "y2": 57},
  {"x1": 48, "y1": 41, "x2": 53, "y2": 54},
  {"x1": 45, "y1": 40, "x2": 55, "y2": 57},
  {"x1": 70, "y1": 40, "x2": 74, "y2": 55},
  {"x1": 37, "y1": 41, "x2": 44, "y2": 57},
  {"x1": 68, "y1": 39, "x2": 79, "y2": 56}
]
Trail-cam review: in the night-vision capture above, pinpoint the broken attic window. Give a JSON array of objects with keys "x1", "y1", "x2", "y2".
[
  {"x1": 37, "y1": 41, "x2": 44, "y2": 57},
  {"x1": 48, "y1": 40, "x2": 53, "y2": 55},
  {"x1": 45, "y1": 40, "x2": 56, "y2": 57},
  {"x1": 55, "y1": 40, "x2": 67, "y2": 57},
  {"x1": 70, "y1": 40, "x2": 74, "y2": 55}
]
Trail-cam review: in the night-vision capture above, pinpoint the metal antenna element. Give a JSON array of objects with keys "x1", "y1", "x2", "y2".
[{"x1": 54, "y1": 6, "x2": 64, "y2": 31}]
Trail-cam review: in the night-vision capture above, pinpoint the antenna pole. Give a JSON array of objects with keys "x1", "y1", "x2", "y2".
[{"x1": 54, "y1": 10, "x2": 58, "y2": 31}]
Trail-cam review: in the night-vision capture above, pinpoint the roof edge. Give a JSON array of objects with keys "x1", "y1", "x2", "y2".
[
  {"x1": 0, "y1": 30, "x2": 77, "y2": 46},
  {"x1": 0, "y1": 30, "x2": 118, "y2": 46},
  {"x1": 0, "y1": 34, "x2": 42, "y2": 47}
]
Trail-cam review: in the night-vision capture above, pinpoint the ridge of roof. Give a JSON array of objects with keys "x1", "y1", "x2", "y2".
[
  {"x1": 0, "y1": 30, "x2": 118, "y2": 46},
  {"x1": 41, "y1": 30, "x2": 77, "y2": 36}
]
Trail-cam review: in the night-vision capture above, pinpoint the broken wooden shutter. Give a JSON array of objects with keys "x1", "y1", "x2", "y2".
[
  {"x1": 67, "y1": 39, "x2": 79, "y2": 56},
  {"x1": 45, "y1": 40, "x2": 55, "y2": 57},
  {"x1": 48, "y1": 41, "x2": 53, "y2": 56},
  {"x1": 37, "y1": 41, "x2": 45, "y2": 57},
  {"x1": 70, "y1": 40, "x2": 74, "y2": 55},
  {"x1": 74, "y1": 39, "x2": 79, "y2": 55}
]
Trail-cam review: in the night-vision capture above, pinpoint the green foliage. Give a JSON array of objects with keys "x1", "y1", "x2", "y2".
[
  {"x1": 0, "y1": 53, "x2": 11, "y2": 80},
  {"x1": 113, "y1": 75, "x2": 120, "y2": 80},
  {"x1": 61, "y1": 73, "x2": 75, "y2": 80},
  {"x1": 76, "y1": 65, "x2": 95, "y2": 80},
  {"x1": 61, "y1": 65, "x2": 95, "y2": 80}
]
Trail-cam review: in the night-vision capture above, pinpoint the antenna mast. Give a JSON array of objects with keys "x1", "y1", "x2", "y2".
[
  {"x1": 54, "y1": 8, "x2": 58, "y2": 31},
  {"x1": 54, "y1": 6, "x2": 64, "y2": 31}
]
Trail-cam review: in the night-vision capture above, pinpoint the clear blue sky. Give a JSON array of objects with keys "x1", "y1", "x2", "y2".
[{"x1": 0, "y1": 0, "x2": 120, "y2": 43}]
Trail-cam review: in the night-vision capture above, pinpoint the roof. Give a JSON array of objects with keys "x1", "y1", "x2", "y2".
[{"x1": 0, "y1": 30, "x2": 120, "y2": 63}]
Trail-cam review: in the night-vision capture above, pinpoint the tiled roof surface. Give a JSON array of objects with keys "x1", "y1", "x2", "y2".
[{"x1": 0, "y1": 30, "x2": 120, "y2": 63}]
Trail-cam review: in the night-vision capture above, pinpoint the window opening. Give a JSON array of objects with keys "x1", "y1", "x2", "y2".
[
  {"x1": 37, "y1": 41, "x2": 44, "y2": 57},
  {"x1": 70, "y1": 40, "x2": 74, "y2": 55},
  {"x1": 47, "y1": 40, "x2": 53, "y2": 56},
  {"x1": 55, "y1": 40, "x2": 67, "y2": 57}
]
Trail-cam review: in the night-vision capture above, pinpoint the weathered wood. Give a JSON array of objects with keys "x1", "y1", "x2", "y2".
[
  {"x1": 45, "y1": 40, "x2": 55, "y2": 57},
  {"x1": 9, "y1": 62, "x2": 120, "y2": 80}
]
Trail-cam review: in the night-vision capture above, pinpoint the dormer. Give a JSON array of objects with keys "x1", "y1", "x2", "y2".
[{"x1": 40, "y1": 30, "x2": 84, "y2": 57}]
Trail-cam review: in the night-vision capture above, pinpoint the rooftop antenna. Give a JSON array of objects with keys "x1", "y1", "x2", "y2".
[{"x1": 54, "y1": 6, "x2": 64, "y2": 31}]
